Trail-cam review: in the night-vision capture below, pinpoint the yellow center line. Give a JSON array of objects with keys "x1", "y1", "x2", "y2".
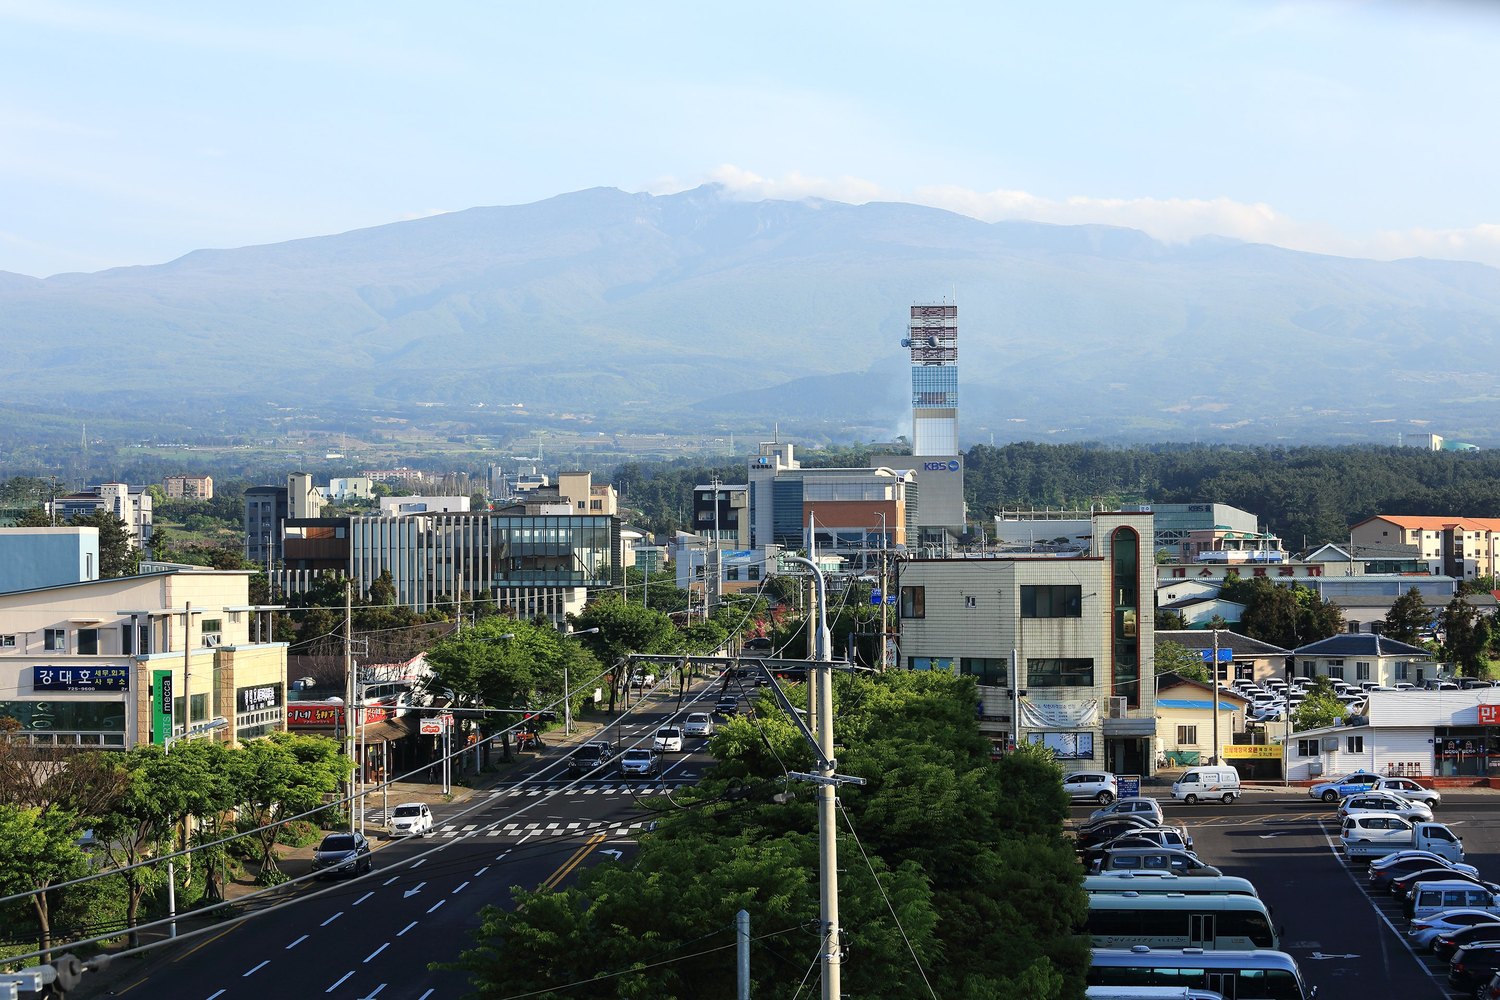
[
  {"x1": 541, "y1": 832, "x2": 608, "y2": 892},
  {"x1": 173, "y1": 923, "x2": 240, "y2": 963}
]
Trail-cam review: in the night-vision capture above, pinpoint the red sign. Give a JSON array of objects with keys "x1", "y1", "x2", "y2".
[
  {"x1": 420, "y1": 719, "x2": 443, "y2": 735},
  {"x1": 287, "y1": 704, "x2": 344, "y2": 727},
  {"x1": 1479, "y1": 704, "x2": 1500, "y2": 725}
]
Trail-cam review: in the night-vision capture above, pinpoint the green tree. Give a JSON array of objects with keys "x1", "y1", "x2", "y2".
[
  {"x1": 1155, "y1": 608, "x2": 1187, "y2": 631},
  {"x1": 1440, "y1": 596, "x2": 1491, "y2": 678},
  {"x1": 1154, "y1": 640, "x2": 1208, "y2": 682},
  {"x1": 0, "y1": 804, "x2": 93, "y2": 959},
  {"x1": 1381, "y1": 587, "x2": 1431, "y2": 646},
  {"x1": 572, "y1": 598, "x2": 683, "y2": 711},
  {"x1": 1291, "y1": 687, "x2": 1347, "y2": 731},
  {"x1": 232, "y1": 732, "x2": 350, "y2": 880},
  {"x1": 65, "y1": 508, "x2": 139, "y2": 577}
]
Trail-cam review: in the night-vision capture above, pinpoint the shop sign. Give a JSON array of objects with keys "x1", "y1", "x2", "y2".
[
  {"x1": 1223, "y1": 744, "x2": 1281, "y2": 759},
  {"x1": 32, "y1": 665, "x2": 130, "y2": 692},
  {"x1": 237, "y1": 683, "x2": 283, "y2": 714},
  {"x1": 287, "y1": 704, "x2": 344, "y2": 727},
  {"x1": 1480, "y1": 704, "x2": 1500, "y2": 725}
]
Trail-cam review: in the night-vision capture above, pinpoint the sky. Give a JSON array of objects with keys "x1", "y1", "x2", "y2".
[{"x1": 3, "y1": 0, "x2": 1500, "y2": 277}]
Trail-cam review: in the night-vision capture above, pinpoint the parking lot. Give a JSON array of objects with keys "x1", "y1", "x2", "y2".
[{"x1": 1075, "y1": 786, "x2": 1500, "y2": 1000}]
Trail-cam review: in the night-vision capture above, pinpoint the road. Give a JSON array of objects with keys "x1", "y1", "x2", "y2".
[
  {"x1": 1077, "y1": 787, "x2": 1500, "y2": 1000},
  {"x1": 92, "y1": 681, "x2": 729, "y2": 1000}
]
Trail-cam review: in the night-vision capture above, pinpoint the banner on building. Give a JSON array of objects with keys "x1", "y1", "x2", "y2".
[
  {"x1": 1223, "y1": 744, "x2": 1281, "y2": 759},
  {"x1": 1479, "y1": 704, "x2": 1500, "y2": 725},
  {"x1": 151, "y1": 669, "x2": 173, "y2": 745},
  {"x1": 1020, "y1": 699, "x2": 1099, "y2": 729}
]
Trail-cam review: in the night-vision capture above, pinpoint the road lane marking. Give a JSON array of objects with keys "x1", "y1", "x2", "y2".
[
  {"x1": 383, "y1": 876, "x2": 399, "y2": 885},
  {"x1": 541, "y1": 832, "x2": 608, "y2": 891},
  {"x1": 175, "y1": 924, "x2": 239, "y2": 962},
  {"x1": 418, "y1": 991, "x2": 435, "y2": 1000},
  {"x1": 321, "y1": 911, "x2": 344, "y2": 927},
  {"x1": 365, "y1": 942, "x2": 390, "y2": 963},
  {"x1": 453, "y1": 880, "x2": 470, "y2": 894},
  {"x1": 207, "y1": 992, "x2": 226, "y2": 999},
  {"x1": 286, "y1": 934, "x2": 308, "y2": 949},
  {"x1": 427, "y1": 899, "x2": 446, "y2": 914},
  {"x1": 475, "y1": 866, "x2": 490, "y2": 876},
  {"x1": 1318, "y1": 823, "x2": 1443, "y2": 986},
  {"x1": 327, "y1": 971, "x2": 354, "y2": 992},
  {"x1": 397, "y1": 921, "x2": 418, "y2": 936},
  {"x1": 354, "y1": 891, "x2": 374, "y2": 906},
  {"x1": 359, "y1": 986, "x2": 387, "y2": 999},
  {"x1": 411, "y1": 858, "x2": 426, "y2": 868},
  {"x1": 243, "y1": 960, "x2": 269, "y2": 977}
]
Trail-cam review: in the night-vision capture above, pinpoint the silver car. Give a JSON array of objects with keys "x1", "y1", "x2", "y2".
[{"x1": 1373, "y1": 776, "x2": 1442, "y2": 808}]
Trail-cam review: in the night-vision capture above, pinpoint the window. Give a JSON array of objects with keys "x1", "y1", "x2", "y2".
[
  {"x1": 121, "y1": 624, "x2": 134, "y2": 655},
  {"x1": 1027, "y1": 657, "x2": 1094, "y2": 687},
  {"x1": 747, "y1": 566, "x2": 760, "y2": 581},
  {"x1": 1355, "y1": 662, "x2": 1371, "y2": 680},
  {"x1": 965, "y1": 595, "x2": 977, "y2": 609},
  {"x1": 1021, "y1": 584, "x2": 1082, "y2": 618},
  {"x1": 726, "y1": 567, "x2": 740, "y2": 581},
  {"x1": 1395, "y1": 662, "x2": 1409, "y2": 681},
  {"x1": 44, "y1": 629, "x2": 65, "y2": 652},
  {"x1": 1177, "y1": 725, "x2": 1198, "y2": 746},
  {"x1": 201, "y1": 618, "x2": 222, "y2": 647},
  {"x1": 1298, "y1": 739, "x2": 1319, "y2": 757},
  {"x1": 909, "y1": 657, "x2": 953, "y2": 671},
  {"x1": 76, "y1": 628, "x2": 98, "y2": 655},
  {"x1": 961, "y1": 657, "x2": 1008, "y2": 686},
  {"x1": 1328, "y1": 664, "x2": 1345, "y2": 680},
  {"x1": 900, "y1": 586, "x2": 925, "y2": 619},
  {"x1": 138, "y1": 623, "x2": 151, "y2": 655},
  {"x1": 0, "y1": 635, "x2": 14, "y2": 648},
  {"x1": 1347, "y1": 735, "x2": 1364, "y2": 753}
]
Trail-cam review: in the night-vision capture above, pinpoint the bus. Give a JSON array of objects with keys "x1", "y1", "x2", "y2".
[
  {"x1": 1086, "y1": 894, "x2": 1278, "y2": 951},
  {"x1": 1085, "y1": 874, "x2": 1260, "y2": 898},
  {"x1": 1088, "y1": 947, "x2": 1316, "y2": 1000}
]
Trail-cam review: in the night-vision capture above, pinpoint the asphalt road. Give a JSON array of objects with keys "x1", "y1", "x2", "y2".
[
  {"x1": 89, "y1": 680, "x2": 732, "y2": 1000},
  {"x1": 1076, "y1": 787, "x2": 1500, "y2": 1000}
]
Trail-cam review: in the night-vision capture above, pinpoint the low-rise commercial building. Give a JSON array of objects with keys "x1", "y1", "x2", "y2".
[{"x1": 1286, "y1": 688, "x2": 1500, "y2": 781}]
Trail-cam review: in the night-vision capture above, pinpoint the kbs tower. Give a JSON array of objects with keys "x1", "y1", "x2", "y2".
[{"x1": 897, "y1": 302, "x2": 965, "y2": 544}]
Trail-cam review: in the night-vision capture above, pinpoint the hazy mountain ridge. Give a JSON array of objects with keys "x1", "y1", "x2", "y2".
[{"x1": 4, "y1": 184, "x2": 1500, "y2": 445}]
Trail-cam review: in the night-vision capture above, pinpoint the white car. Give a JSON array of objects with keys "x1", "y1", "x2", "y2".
[
  {"x1": 1062, "y1": 771, "x2": 1118, "y2": 805},
  {"x1": 653, "y1": 726, "x2": 684, "y2": 753},
  {"x1": 1374, "y1": 776, "x2": 1442, "y2": 808},
  {"x1": 1338, "y1": 792, "x2": 1434, "y2": 824},
  {"x1": 683, "y1": 712, "x2": 714, "y2": 738},
  {"x1": 386, "y1": 802, "x2": 433, "y2": 838}
]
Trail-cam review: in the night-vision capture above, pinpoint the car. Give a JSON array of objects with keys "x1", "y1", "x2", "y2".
[
  {"x1": 311, "y1": 831, "x2": 373, "y2": 877},
  {"x1": 1482, "y1": 969, "x2": 1500, "y2": 1000},
  {"x1": 619, "y1": 748, "x2": 661, "y2": 777},
  {"x1": 630, "y1": 670, "x2": 657, "y2": 688},
  {"x1": 713, "y1": 697, "x2": 739, "y2": 716},
  {"x1": 1079, "y1": 827, "x2": 1195, "y2": 868},
  {"x1": 1077, "y1": 814, "x2": 1159, "y2": 845},
  {"x1": 740, "y1": 636, "x2": 774, "y2": 656},
  {"x1": 1063, "y1": 771, "x2": 1118, "y2": 805},
  {"x1": 1369, "y1": 854, "x2": 1477, "y2": 891},
  {"x1": 1408, "y1": 908, "x2": 1500, "y2": 949},
  {"x1": 567, "y1": 740, "x2": 615, "y2": 776},
  {"x1": 1395, "y1": 869, "x2": 1500, "y2": 905},
  {"x1": 1309, "y1": 769, "x2": 1382, "y2": 802},
  {"x1": 1374, "y1": 776, "x2": 1442, "y2": 807},
  {"x1": 683, "y1": 712, "x2": 715, "y2": 738},
  {"x1": 1451, "y1": 942, "x2": 1500, "y2": 994},
  {"x1": 653, "y1": 726, "x2": 684, "y2": 753},
  {"x1": 1339, "y1": 791, "x2": 1435, "y2": 823},
  {"x1": 1093, "y1": 847, "x2": 1222, "y2": 876},
  {"x1": 386, "y1": 802, "x2": 433, "y2": 838},
  {"x1": 1433, "y1": 917, "x2": 1500, "y2": 960},
  {"x1": 1088, "y1": 797, "x2": 1165, "y2": 825}
]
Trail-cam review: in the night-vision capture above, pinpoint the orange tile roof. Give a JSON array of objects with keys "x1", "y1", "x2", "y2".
[{"x1": 1360, "y1": 515, "x2": 1500, "y2": 532}]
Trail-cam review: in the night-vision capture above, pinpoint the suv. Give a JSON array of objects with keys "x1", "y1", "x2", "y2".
[
  {"x1": 568, "y1": 740, "x2": 615, "y2": 776},
  {"x1": 311, "y1": 831, "x2": 373, "y2": 878},
  {"x1": 386, "y1": 802, "x2": 433, "y2": 838},
  {"x1": 713, "y1": 697, "x2": 739, "y2": 716},
  {"x1": 620, "y1": 748, "x2": 660, "y2": 778},
  {"x1": 654, "y1": 726, "x2": 684, "y2": 753},
  {"x1": 1062, "y1": 771, "x2": 1118, "y2": 805},
  {"x1": 1373, "y1": 776, "x2": 1441, "y2": 808}
]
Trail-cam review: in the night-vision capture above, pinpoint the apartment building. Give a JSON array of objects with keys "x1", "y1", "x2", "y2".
[
  {"x1": 50, "y1": 483, "x2": 153, "y2": 550},
  {"x1": 1351, "y1": 515, "x2": 1500, "y2": 580},
  {"x1": 0, "y1": 568, "x2": 286, "y2": 749},
  {"x1": 164, "y1": 475, "x2": 214, "y2": 501},
  {"x1": 896, "y1": 511, "x2": 1156, "y2": 775}
]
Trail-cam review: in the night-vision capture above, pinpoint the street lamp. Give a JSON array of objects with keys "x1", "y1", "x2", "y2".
[
  {"x1": 162, "y1": 717, "x2": 229, "y2": 939},
  {"x1": 563, "y1": 627, "x2": 601, "y2": 735}
]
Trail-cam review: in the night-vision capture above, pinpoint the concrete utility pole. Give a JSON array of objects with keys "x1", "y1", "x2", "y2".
[
  {"x1": 1212, "y1": 629, "x2": 1221, "y2": 766},
  {"x1": 345, "y1": 581, "x2": 356, "y2": 833},
  {"x1": 736, "y1": 908, "x2": 751, "y2": 1000}
]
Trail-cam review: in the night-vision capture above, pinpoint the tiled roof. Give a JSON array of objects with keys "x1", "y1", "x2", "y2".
[
  {"x1": 1358, "y1": 515, "x2": 1500, "y2": 532},
  {"x1": 1158, "y1": 698, "x2": 1243, "y2": 711},
  {"x1": 1293, "y1": 633, "x2": 1433, "y2": 657},
  {"x1": 1157, "y1": 630, "x2": 1291, "y2": 655}
]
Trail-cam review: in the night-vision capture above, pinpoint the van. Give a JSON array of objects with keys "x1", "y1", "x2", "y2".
[
  {"x1": 1095, "y1": 848, "x2": 1223, "y2": 876},
  {"x1": 1408, "y1": 879, "x2": 1500, "y2": 923},
  {"x1": 1172, "y1": 767, "x2": 1242, "y2": 805}
]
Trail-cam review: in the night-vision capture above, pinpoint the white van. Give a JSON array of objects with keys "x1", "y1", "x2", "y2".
[
  {"x1": 1171, "y1": 766, "x2": 1242, "y2": 805},
  {"x1": 1408, "y1": 879, "x2": 1500, "y2": 923}
]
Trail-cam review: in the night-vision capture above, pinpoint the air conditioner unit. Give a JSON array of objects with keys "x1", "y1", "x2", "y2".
[
  {"x1": 203, "y1": 634, "x2": 220, "y2": 648},
  {"x1": 1108, "y1": 696, "x2": 1128, "y2": 719},
  {"x1": 1320, "y1": 736, "x2": 1339, "y2": 750}
]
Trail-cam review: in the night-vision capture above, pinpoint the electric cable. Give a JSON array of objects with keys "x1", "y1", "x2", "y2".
[{"x1": 836, "y1": 800, "x2": 940, "y2": 999}]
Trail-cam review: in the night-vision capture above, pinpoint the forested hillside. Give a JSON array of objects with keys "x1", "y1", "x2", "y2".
[{"x1": 612, "y1": 444, "x2": 1500, "y2": 548}]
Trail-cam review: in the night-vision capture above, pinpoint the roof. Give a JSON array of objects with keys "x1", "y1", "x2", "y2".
[
  {"x1": 1357, "y1": 515, "x2": 1500, "y2": 532},
  {"x1": 1158, "y1": 698, "x2": 1244, "y2": 711},
  {"x1": 1294, "y1": 633, "x2": 1434, "y2": 657},
  {"x1": 1156, "y1": 630, "x2": 1292, "y2": 656},
  {"x1": 1156, "y1": 674, "x2": 1251, "y2": 706}
]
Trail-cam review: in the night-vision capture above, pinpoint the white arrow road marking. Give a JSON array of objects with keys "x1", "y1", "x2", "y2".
[
  {"x1": 403, "y1": 882, "x2": 426, "y2": 898},
  {"x1": 1258, "y1": 833, "x2": 1281, "y2": 839},
  {"x1": 1308, "y1": 952, "x2": 1361, "y2": 960},
  {"x1": 601, "y1": 849, "x2": 623, "y2": 859}
]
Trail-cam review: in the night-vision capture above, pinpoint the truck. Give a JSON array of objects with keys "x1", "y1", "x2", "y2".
[{"x1": 1340, "y1": 815, "x2": 1464, "y2": 862}]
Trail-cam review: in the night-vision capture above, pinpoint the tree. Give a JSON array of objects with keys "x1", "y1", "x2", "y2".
[
  {"x1": 1155, "y1": 608, "x2": 1187, "y2": 631},
  {"x1": 1291, "y1": 686, "x2": 1347, "y2": 732},
  {"x1": 1154, "y1": 640, "x2": 1208, "y2": 682},
  {"x1": 0, "y1": 804, "x2": 92, "y2": 960},
  {"x1": 1440, "y1": 596, "x2": 1491, "y2": 678},
  {"x1": 66, "y1": 508, "x2": 138, "y2": 577},
  {"x1": 572, "y1": 598, "x2": 683, "y2": 711},
  {"x1": 1382, "y1": 587, "x2": 1430, "y2": 646},
  {"x1": 232, "y1": 732, "x2": 350, "y2": 880}
]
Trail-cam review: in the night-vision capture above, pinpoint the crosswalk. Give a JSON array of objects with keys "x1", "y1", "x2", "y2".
[
  {"x1": 489, "y1": 782, "x2": 681, "y2": 797},
  {"x1": 436, "y1": 818, "x2": 647, "y2": 838}
]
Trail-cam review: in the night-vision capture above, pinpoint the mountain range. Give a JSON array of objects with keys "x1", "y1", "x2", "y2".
[{"x1": 5, "y1": 184, "x2": 1500, "y2": 448}]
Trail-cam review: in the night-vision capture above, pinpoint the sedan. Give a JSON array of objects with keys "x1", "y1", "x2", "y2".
[
  {"x1": 1370, "y1": 855, "x2": 1477, "y2": 892},
  {"x1": 1088, "y1": 797, "x2": 1165, "y2": 825},
  {"x1": 1309, "y1": 769, "x2": 1382, "y2": 803},
  {"x1": 713, "y1": 698, "x2": 739, "y2": 717},
  {"x1": 1434, "y1": 919, "x2": 1500, "y2": 960},
  {"x1": 386, "y1": 802, "x2": 433, "y2": 838},
  {"x1": 1077, "y1": 817, "x2": 1160, "y2": 849},
  {"x1": 1374, "y1": 776, "x2": 1442, "y2": 808},
  {"x1": 683, "y1": 712, "x2": 715, "y2": 738},
  {"x1": 1409, "y1": 909, "x2": 1500, "y2": 950},
  {"x1": 1451, "y1": 943, "x2": 1500, "y2": 994},
  {"x1": 653, "y1": 726, "x2": 684, "y2": 753},
  {"x1": 1339, "y1": 792, "x2": 1434, "y2": 824},
  {"x1": 311, "y1": 832, "x2": 373, "y2": 878}
]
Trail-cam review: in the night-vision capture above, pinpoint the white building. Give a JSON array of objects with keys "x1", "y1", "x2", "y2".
[{"x1": 1287, "y1": 688, "x2": 1500, "y2": 782}]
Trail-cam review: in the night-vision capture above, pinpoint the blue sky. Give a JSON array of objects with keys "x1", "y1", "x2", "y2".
[{"x1": 3, "y1": 0, "x2": 1499, "y2": 277}]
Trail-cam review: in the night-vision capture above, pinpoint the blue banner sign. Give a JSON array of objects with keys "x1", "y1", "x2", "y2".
[{"x1": 32, "y1": 664, "x2": 131, "y2": 692}]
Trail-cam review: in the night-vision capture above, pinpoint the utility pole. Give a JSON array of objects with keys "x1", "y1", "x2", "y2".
[
  {"x1": 1211, "y1": 629, "x2": 1221, "y2": 767},
  {"x1": 345, "y1": 581, "x2": 356, "y2": 833},
  {"x1": 877, "y1": 512, "x2": 888, "y2": 671}
]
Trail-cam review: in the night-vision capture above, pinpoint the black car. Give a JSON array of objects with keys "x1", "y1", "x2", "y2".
[
  {"x1": 1076, "y1": 816, "x2": 1158, "y2": 849},
  {"x1": 567, "y1": 740, "x2": 615, "y2": 776},
  {"x1": 1451, "y1": 943, "x2": 1500, "y2": 993},
  {"x1": 1434, "y1": 919, "x2": 1500, "y2": 961},
  {"x1": 714, "y1": 698, "x2": 739, "y2": 716},
  {"x1": 1369, "y1": 854, "x2": 1467, "y2": 891},
  {"x1": 311, "y1": 831, "x2": 373, "y2": 878}
]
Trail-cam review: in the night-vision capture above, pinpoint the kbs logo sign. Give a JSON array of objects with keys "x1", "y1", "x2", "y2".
[
  {"x1": 1479, "y1": 704, "x2": 1500, "y2": 725},
  {"x1": 921, "y1": 460, "x2": 960, "y2": 472}
]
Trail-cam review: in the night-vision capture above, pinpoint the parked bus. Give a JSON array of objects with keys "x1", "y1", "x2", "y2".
[
  {"x1": 1088, "y1": 948, "x2": 1316, "y2": 1000},
  {"x1": 1084, "y1": 874, "x2": 1260, "y2": 898},
  {"x1": 1086, "y1": 894, "x2": 1278, "y2": 951}
]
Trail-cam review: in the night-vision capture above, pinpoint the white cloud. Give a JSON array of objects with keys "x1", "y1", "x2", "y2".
[{"x1": 675, "y1": 166, "x2": 1500, "y2": 269}]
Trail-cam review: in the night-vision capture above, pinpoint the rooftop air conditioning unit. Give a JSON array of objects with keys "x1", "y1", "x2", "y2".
[{"x1": 1108, "y1": 696, "x2": 1128, "y2": 719}]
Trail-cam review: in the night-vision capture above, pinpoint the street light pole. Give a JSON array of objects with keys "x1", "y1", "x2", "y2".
[{"x1": 162, "y1": 718, "x2": 228, "y2": 940}]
